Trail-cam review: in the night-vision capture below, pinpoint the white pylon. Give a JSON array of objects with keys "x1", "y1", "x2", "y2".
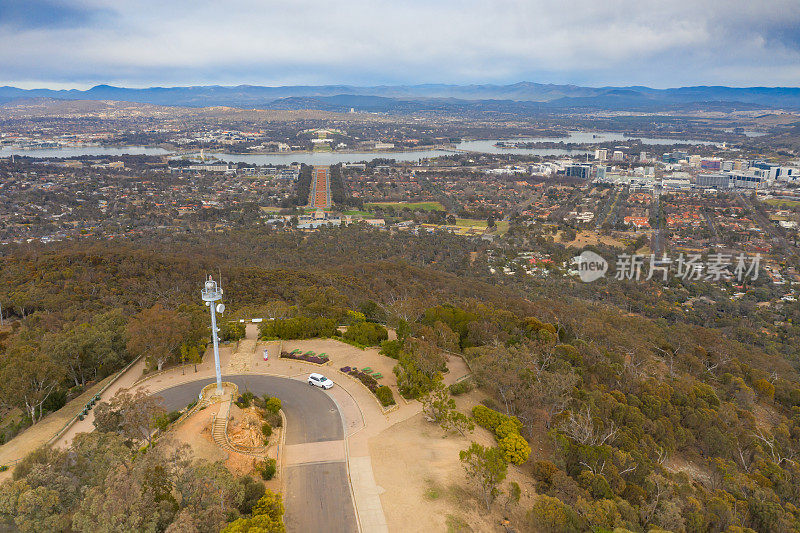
[{"x1": 201, "y1": 275, "x2": 224, "y2": 394}]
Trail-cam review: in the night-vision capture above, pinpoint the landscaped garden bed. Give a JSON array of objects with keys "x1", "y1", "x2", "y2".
[
  {"x1": 280, "y1": 349, "x2": 329, "y2": 365},
  {"x1": 340, "y1": 366, "x2": 395, "y2": 407}
]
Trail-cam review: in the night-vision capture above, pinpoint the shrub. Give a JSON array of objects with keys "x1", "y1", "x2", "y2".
[
  {"x1": 472, "y1": 405, "x2": 522, "y2": 433},
  {"x1": 499, "y1": 432, "x2": 531, "y2": 465},
  {"x1": 495, "y1": 419, "x2": 520, "y2": 439},
  {"x1": 256, "y1": 458, "x2": 277, "y2": 480},
  {"x1": 527, "y1": 495, "x2": 580, "y2": 533},
  {"x1": 264, "y1": 397, "x2": 282, "y2": 414},
  {"x1": 343, "y1": 321, "x2": 389, "y2": 347},
  {"x1": 223, "y1": 490, "x2": 285, "y2": 532},
  {"x1": 236, "y1": 391, "x2": 256, "y2": 409},
  {"x1": 155, "y1": 410, "x2": 182, "y2": 431},
  {"x1": 472, "y1": 405, "x2": 529, "y2": 465},
  {"x1": 375, "y1": 386, "x2": 396, "y2": 407},
  {"x1": 379, "y1": 339, "x2": 403, "y2": 359},
  {"x1": 264, "y1": 411, "x2": 282, "y2": 428},
  {"x1": 220, "y1": 321, "x2": 246, "y2": 342},
  {"x1": 480, "y1": 397, "x2": 501, "y2": 411},
  {"x1": 280, "y1": 351, "x2": 328, "y2": 364},
  {"x1": 261, "y1": 423, "x2": 273, "y2": 440},
  {"x1": 237, "y1": 475, "x2": 266, "y2": 516},
  {"x1": 259, "y1": 316, "x2": 337, "y2": 340},
  {"x1": 532, "y1": 461, "x2": 560, "y2": 488},
  {"x1": 449, "y1": 378, "x2": 474, "y2": 396},
  {"x1": 348, "y1": 369, "x2": 379, "y2": 392},
  {"x1": 507, "y1": 481, "x2": 521, "y2": 507},
  {"x1": 753, "y1": 378, "x2": 776, "y2": 401}
]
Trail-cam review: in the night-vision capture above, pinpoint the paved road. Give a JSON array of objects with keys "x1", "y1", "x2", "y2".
[
  {"x1": 311, "y1": 166, "x2": 331, "y2": 209},
  {"x1": 156, "y1": 374, "x2": 358, "y2": 533}
]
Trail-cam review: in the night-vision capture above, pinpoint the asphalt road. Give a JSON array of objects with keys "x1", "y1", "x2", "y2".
[{"x1": 156, "y1": 374, "x2": 357, "y2": 533}]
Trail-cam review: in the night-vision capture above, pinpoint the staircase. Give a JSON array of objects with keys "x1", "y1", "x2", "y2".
[
  {"x1": 211, "y1": 412, "x2": 228, "y2": 448},
  {"x1": 229, "y1": 338, "x2": 256, "y2": 373},
  {"x1": 210, "y1": 398, "x2": 268, "y2": 458}
]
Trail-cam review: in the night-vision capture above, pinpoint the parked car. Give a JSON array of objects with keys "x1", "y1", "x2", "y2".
[{"x1": 307, "y1": 373, "x2": 334, "y2": 390}]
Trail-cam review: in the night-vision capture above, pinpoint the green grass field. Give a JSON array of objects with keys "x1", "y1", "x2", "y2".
[
  {"x1": 454, "y1": 218, "x2": 510, "y2": 234},
  {"x1": 765, "y1": 198, "x2": 800, "y2": 208},
  {"x1": 364, "y1": 201, "x2": 445, "y2": 212},
  {"x1": 341, "y1": 210, "x2": 373, "y2": 217},
  {"x1": 454, "y1": 218, "x2": 488, "y2": 228},
  {"x1": 494, "y1": 221, "x2": 510, "y2": 234}
]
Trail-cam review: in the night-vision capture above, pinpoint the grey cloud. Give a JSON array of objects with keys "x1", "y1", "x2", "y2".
[{"x1": 0, "y1": 0, "x2": 798, "y2": 87}]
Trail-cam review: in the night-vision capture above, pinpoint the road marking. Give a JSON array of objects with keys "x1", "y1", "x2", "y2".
[{"x1": 283, "y1": 439, "x2": 346, "y2": 465}]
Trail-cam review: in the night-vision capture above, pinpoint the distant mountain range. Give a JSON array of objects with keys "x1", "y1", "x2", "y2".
[{"x1": 1, "y1": 82, "x2": 799, "y2": 111}]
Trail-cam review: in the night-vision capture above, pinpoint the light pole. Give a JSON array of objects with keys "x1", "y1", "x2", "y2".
[{"x1": 201, "y1": 276, "x2": 225, "y2": 394}]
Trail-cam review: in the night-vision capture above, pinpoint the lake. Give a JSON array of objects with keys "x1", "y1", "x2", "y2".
[
  {"x1": 0, "y1": 131, "x2": 719, "y2": 164},
  {"x1": 0, "y1": 145, "x2": 171, "y2": 157}
]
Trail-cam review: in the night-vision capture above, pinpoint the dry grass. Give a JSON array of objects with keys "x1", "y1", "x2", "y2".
[{"x1": 369, "y1": 405, "x2": 536, "y2": 533}]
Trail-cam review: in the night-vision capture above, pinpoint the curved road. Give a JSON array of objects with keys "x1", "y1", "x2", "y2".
[{"x1": 157, "y1": 375, "x2": 358, "y2": 533}]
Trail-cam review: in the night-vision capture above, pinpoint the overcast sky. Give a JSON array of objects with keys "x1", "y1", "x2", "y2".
[{"x1": 1, "y1": 0, "x2": 799, "y2": 89}]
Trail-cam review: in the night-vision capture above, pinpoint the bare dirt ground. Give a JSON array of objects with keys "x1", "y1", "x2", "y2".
[
  {"x1": 664, "y1": 455, "x2": 712, "y2": 486},
  {"x1": 166, "y1": 402, "x2": 281, "y2": 489},
  {"x1": 369, "y1": 395, "x2": 536, "y2": 533},
  {"x1": 167, "y1": 404, "x2": 227, "y2": 464},
  {"x1": 228, "y1": 406, "x2": 268, "y2": 449},
  {"x1": 558, "y1": 230, "x2": 627, "y2": 249}
]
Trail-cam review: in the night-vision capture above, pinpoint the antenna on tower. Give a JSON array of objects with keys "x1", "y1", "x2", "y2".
[{"x1": 201, "y1": 275, "x2": 225, "y2": 394}]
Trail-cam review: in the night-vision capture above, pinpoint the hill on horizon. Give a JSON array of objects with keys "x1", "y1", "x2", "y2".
[{"x1": 1, "y1": 82, "x2": 799, "y2": 110}]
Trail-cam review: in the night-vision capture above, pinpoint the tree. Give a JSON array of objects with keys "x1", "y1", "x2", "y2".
[
  {"x1": 420, "y1": 381, "x2": 473, "y2": 436},
  {"x1": 44, "y1": 309, "x2": 127, "y2": 387},
  {"x1": 343, "y1": 321, "x2": 388, "y2": 346},
  {"x1": 528, "y1": 495, "x2": 581, "y2": 533},
  {"x1": 127, "y1": 304, "x2": 190, "y2": 371},
  {"x1": 459, "y1": 442, "x2": 507, "y2": 511},
  {"x1": 446, "y1": 411, "x2": 475, "y2": 437},
  {"x1": 263, "y1": 301, "x2": 294, "y2": 320},
  {"x1": 177, "y1": 460, "x2": 244, "y2": 530},
  {"x1": 0, "y1": 329, "x2": 65, "y2": 423},
  {"x1": 221, "y1": 491, "x2": 285, "y2": 533},
  {"x1": 93, "y1": 389, "x2": 166, "y2": 445},
  {"x1": 0, "y1": 481, "x2": 68, "y2": 533},
  {"x1": 187, "y1": 345, "x2": 202, "y2": 373},
  {"x1": 521, "y1": 368, "x2": 578, "y2": 432},
  {"x1": 559, "y1": 405, "x2": 617, "y2": 447},
  {"x1": 237, "y1": 476, "x2": 266, "y2": 516},
  {"x1": 165, "y1": 509, "x2": 200, "y2": 533},
  {"x1": 72, "y1": 464, "x2": 168, "y2": 533},
  {"x1": 420, "y1": 380, "x2": 454, "y2": 425}
]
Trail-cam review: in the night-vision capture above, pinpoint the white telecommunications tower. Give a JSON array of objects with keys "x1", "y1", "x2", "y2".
[{"x1": 201, "y1": 275, "x2": 225, "y2": 394}]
